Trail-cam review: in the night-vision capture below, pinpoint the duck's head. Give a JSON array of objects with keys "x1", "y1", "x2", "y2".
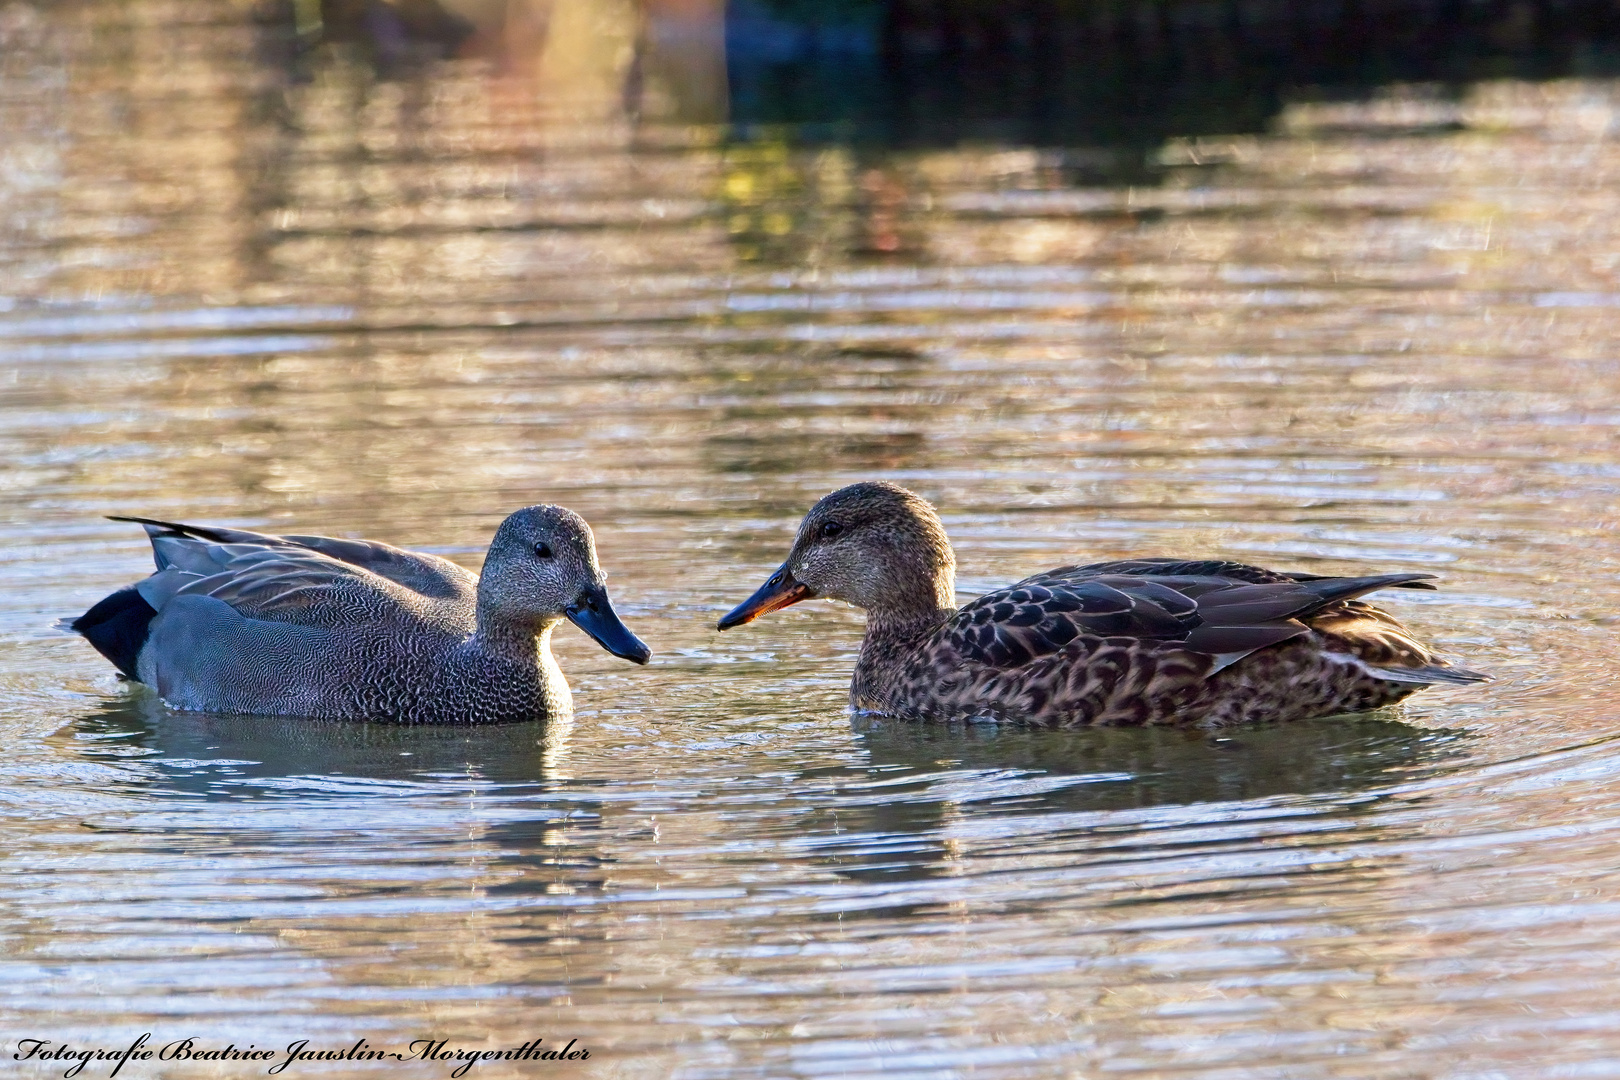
[
  {"x1": 717, "y1": 481, "x2": 957, "y2": 629},
  {"x1": 480, "y1": 505, "x2": 651, "y2": 664}
]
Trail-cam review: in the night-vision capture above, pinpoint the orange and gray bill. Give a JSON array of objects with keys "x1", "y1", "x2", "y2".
[{"x1": 717, "y1": 564, "x2": 814, "y2": 629}]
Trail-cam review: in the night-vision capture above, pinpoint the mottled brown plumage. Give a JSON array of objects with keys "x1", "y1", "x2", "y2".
[{"x1": 718, "y1": 482, "x2": 1488, "y2": 728}]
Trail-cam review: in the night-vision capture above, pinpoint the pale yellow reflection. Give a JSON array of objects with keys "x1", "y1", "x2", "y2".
[{"x1": 530, "y1": 0, "x2": 638, "y2": 122}]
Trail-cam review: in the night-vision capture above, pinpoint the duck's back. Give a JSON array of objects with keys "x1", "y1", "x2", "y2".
[{"x1": 874, "y1": 558, "x2": 1485, "y2": 728}]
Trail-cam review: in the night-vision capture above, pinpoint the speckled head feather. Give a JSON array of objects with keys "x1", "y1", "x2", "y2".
[
  {"x1": 479, "y1": 506, "x2": 604, "y2": 631},
  {"x1": 717, "y1": 482, "x2": 957, "y2": 631},
  {"x1": 787, "y1": 482, "x2": 957, "y2": 617}
]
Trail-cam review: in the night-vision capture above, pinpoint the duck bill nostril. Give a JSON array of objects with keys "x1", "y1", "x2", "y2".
[{"x1": 717, "y1": 563, "x2": 814, "y2": 630}]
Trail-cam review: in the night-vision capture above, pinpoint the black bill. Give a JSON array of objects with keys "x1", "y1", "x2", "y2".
[{"x1": 566, "y1": 584, "x2": 652, "y2": 664}]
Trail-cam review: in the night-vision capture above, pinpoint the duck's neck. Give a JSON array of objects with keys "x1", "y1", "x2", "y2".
[
  {"x1": 461, "y1": 615, "x2": 570, "y2": 720},
  {"x1": 865, "y1": 600, "x2": 957, "y2": 639},
  {"x1": 472, "y1": 609, "x2": 550, "y2": 663},
  {"x1": 852, "y1": 600, "x2": 958, "y2": 713},
  {"x1": 857, "y1": 558, "x2": 957, "y2": 654},
  {"x1": 473, "y1": 612, "x2": 528, "y2": 654}
]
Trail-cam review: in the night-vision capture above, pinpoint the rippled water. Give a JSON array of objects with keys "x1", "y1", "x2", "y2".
[{"x1": 5, "y1": 2, "x2": 1620, "y2": 1076}]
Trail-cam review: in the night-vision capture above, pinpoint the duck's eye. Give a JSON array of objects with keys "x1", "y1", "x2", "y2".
[
  {"x1": 534, "y1": 542, "x2": 554, "y2": 559},
  {"x1": 819, "y1": 521, "x2": 843, "y2": 539}
]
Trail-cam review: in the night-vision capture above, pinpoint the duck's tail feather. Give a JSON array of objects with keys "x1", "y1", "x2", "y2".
[
  {"x1": 1284, "y1": 570, "x2": 1439, "y2": 591},
  {"x1": 107, "y1": 515, "x2": 237, "y2": 543},
  {"x1": 1298, "y1": 575, "x2": 1491, "y2": 685},
  {"x1": 1365, "y1": 661, "x2": 1491, "y2": 686},
  {"x1": 1293, "y1": 572, "x2": 1439, "y2": 614}
]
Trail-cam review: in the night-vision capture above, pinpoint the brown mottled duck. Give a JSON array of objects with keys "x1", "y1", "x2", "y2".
[{"x1": 717, "y1": 481, "x2": 1487, "y2": 728}]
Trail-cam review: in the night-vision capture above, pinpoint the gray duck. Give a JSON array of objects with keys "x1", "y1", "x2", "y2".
[
  {"x1": 71, "y1": 506, "x2": 650, "y2": 724},
  {"x1": 718, "y1": 482, "x2": 1487, "y2": 728}
]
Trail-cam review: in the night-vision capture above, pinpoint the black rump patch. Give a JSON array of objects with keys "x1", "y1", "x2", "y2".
[{"x1": 71, "y1": 586, "x2": 156, "y2": 681}]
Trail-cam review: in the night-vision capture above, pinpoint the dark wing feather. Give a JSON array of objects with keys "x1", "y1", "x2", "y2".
[
  {"x1": 109, "y1": 516, "x2": 475, "y2": 601},
  {"x1": 108, "y1": 518, "x2": 475, "y2": 629},
  {"x1": 945, "y1": 562, "x2": 1440, "y2": 673},
  {"x1": 1047, "y1": 558, "x2": 1297, "y2": 585},
  {"x1": 139, "y1": 548, "x2": 404, "y2": 628},
  {"x1": 1050, "y1": 558, "x2": 1440, "y2": 591},
  {"x1": 281, "y1": 534, "x2": 474, "y2": 600},
  {"x1": 1281, "y1": 569, "x2": 1438, "y2": 591},
  {"x1": 943, "y1": 577, "x2": 1202, "y2": 669}
]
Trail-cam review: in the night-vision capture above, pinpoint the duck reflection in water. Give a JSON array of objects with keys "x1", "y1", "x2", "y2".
[
  {"x1": 794, "y1": 713, "x2": 1469, "y2": 898},
  {"x1": 59, "y1": 695, "x2": 612, "y2": 976},
  {"x1": 59, "y1": 693, "x2": 579, "y2": 798},
  {"x1": 720, "y1": 482, "x2": 1488, "y2": 728}
]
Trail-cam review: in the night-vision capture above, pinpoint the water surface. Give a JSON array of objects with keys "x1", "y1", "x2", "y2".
[{"x1": 3, "y1": 3, "x2": 1620, "y2": 1077}]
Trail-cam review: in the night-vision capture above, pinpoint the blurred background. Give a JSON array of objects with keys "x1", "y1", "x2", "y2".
[{"x1": 7, "y1": 1, "x2": 1620, "y2": 1077}]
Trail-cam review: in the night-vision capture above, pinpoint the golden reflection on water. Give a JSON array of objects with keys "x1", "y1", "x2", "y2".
[{"x1": 4, "y1": 0, "x2": 1620, "y2": 1076}]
